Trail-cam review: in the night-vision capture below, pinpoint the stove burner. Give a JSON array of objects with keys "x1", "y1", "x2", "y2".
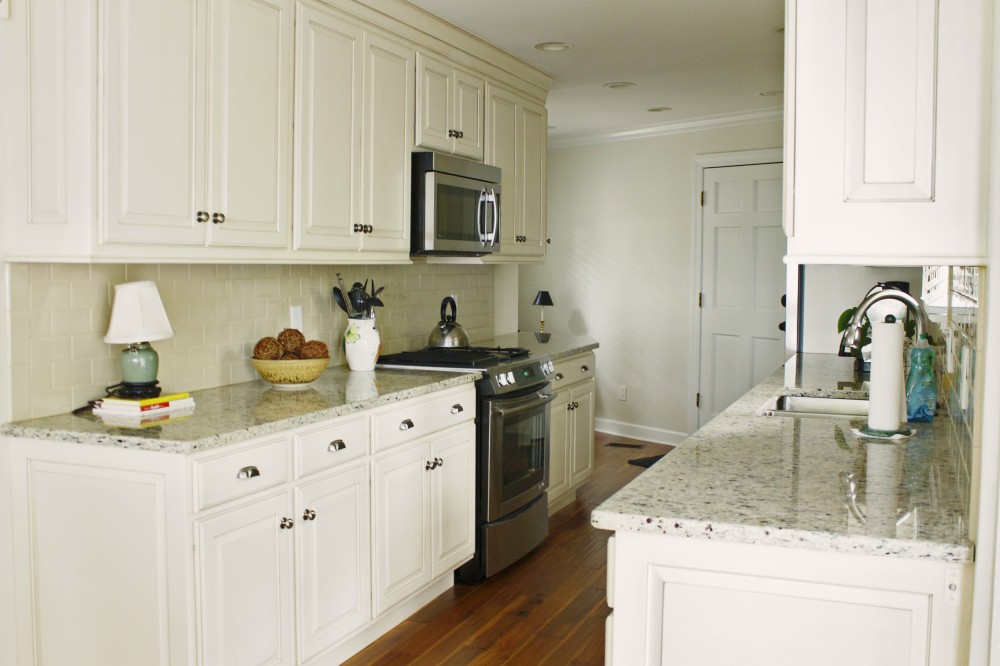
[{"x1": 378, "y1": 346, "x2": 529, "y2": 369}]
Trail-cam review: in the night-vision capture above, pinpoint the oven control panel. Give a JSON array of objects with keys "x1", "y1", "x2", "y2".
[{"x1": 480, "y1": 356, "x2": 554, "y2": 395}]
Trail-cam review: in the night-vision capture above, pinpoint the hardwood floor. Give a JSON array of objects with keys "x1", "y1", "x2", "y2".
[{"x1": 345, "y1": 432, "x2": 674, "y2": 665}]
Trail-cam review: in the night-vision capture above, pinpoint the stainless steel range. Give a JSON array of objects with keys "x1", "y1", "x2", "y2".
[{"x1": 378, "y1": 346, "x2": 555, "y2": 581}]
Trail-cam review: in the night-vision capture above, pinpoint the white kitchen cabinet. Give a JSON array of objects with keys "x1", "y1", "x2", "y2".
[
  {"x1": 608, "y1": 531, "x2": 972, "y2": 665},
  {"x1": 102, "y1": 0, "x2": 294, "y2": 251},
  {"x1": 547, "y1": 352, "x2": 597, "y2": 514},
  {"x1": 416, "y1": 52, "x2": 484, "y2": 160},
  {"x1": 484, "y1": 83, "x2": 547, "y2": 261},
  {"x1": 293, "y1": 3, "x2": 412, "y2": 257},
  {"x1": 373, "y1": 424, "x2": 475, "y2": 615},
  {"x1": 785, "y1": 0, "x2": 989, "y2": 265}
]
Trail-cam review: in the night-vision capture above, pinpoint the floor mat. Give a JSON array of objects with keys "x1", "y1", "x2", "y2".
[{"x1": 628, "y1": 454, "x2": 665, "y2": 468}]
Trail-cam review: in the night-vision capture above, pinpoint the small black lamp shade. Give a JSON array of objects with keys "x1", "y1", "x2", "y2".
[{"x1": 532, "y1": 291, "x2": 554, "y2": 333}]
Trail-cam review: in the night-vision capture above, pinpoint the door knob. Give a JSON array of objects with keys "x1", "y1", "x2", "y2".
[{"x1": 778, "y1": 321, "x2": 786, "y2": 332}]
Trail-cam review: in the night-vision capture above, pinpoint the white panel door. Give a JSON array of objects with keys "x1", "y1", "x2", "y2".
[
  {"x1": 293, "y1": 2, "x2": 363, "y2": 251},
  {"x1": 452, "y1": 69, "x2": 484, "y2": 160},
  {"x1": 546, "y1": 389, "x2": 572, "y2": 506},
  {"x1": 518, "y1": 98, "x2": 547, "y2": 256},
  {"x1": 206, "y1": 0, "x2": 292, "y2": 248},
  {"x1": 415, "y1": 53, "x2": 453, "y2": 153},
  {"x1": 295, "y1": 463, "x2": 370, "y2": 661},
  {"x1": 698, "y1": 163, "x2": 786, "y2": 427},
  {"x1": 430, "y1": 427, "x2": 475, "y2": 577},
  {"x1": 197, "y1": 493, "x2": 295, "y2": 666},
  {"x1": 569, "y1": 379, "x2": 596, "y2": 487},
  {"x1": 485, "y1": 84, "x2": 519, "y2": 251}
]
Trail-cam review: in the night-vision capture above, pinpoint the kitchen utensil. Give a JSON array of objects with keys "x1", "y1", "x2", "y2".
[
  {"x1": 332, "y1": 287, "x2": 351, "y2": 315},
  {"x1": 349, "y1": 283, "x2": 368, "y2": 315},
  {"x1": 428, "y1": 296, "x2": 470, "y2": 347},
  {"x1": 336, "y1": 273, "x2": 356, "y2": 317}
]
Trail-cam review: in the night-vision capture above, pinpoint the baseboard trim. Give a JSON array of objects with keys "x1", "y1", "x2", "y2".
[{"x1": 595, "y1": 419, "x2": 687, "y2": 445}]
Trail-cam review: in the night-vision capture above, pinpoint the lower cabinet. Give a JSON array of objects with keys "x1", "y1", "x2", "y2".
[{"x1": 547, "y1": 352, "x2": 597, "y2": 514}]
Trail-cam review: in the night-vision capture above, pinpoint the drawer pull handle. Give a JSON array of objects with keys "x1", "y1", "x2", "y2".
[
  {"x1": 450, "y1": 404, "x2": 464, "y2": 414},
  {"x1": 302, "y1": 509, "x2": 316, "y2": 521},
  {"x1": 435, "y1": 457, "x2": 444, "y2": 467},
  {"x1": 399, "y1": 419, "x2": 415, "y2": 431},
  {"x1": 425, "y1": 460, "x2": 436, "y2": 471},
  {"x1": 328, "y1": 439, "x2": 347, "y2": 452},
  {"x1": 280, "y1": 517, "x2": 294, "y2": 529},
  {"x1": 581, "y1": 365, "x2": 590, "y2": 373},
  {"x1": 236, "y1": 466, "x2": 260, "y2": 480},
  {"x1": 212, "y1": 212, "x2": 225, "y2": 224},
  {"x1": 195, "y1": 210, "x2": 209, "y2": 224},
  {"x1": 555, "y1": 373, "x2": 564, "y2": 381}
]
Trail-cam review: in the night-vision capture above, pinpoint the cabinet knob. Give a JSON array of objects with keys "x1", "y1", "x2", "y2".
[
  {"x1": 448, "y1": 129, "x2": 458, "y2": 138},
  {"x1": 211, "y1": 212, "x2": 225, "y2": 224},
  {"x1": 458, "y1": 130, "x2": 464, "y2": 138},
  {"x1": 328, "y1": 439, "x2": 346, "y2": 452},
  {"x1": 280, "y1": 517, "x2": 294, "y2": 529},
  {"x1": 353, "y1": 223, "x2": 362, "y2": 233},
  {"x1": 435, "y1": 457, "x2": 444, "y2": 467},
  {"x1": 778, "y1": 321, "x2": 786, "y2": 332},
  {"x1": 450, "y1": 404, "x2": 464, "y2": 414},
  {"x1": 567, "y1": 403, "x2": 574, "y2": 411},
  {"x1": 425, "y1": 460, "x2": 436, "y2": 471},
  {"x1": 236, "y1": 466, "x2": 260, "y2": 480},
  {"x1": 363, "y1": 224, "x2": 373, "y2": 233},
  {"x1": 399, "y1": 419, "x2": 415, "y2": 431},
  {"x1": 580, "y1": 365, "x2": 589, "y2": 373},
  {"x1": 546, "y1": 238, "x2": 551, "y2": 244},
  {"x1": 302, "y1": 509, "x2": 316, "y2": 521},
  {"x1": 572, "y1": 401, "x2": 580, "y2": 409},
  {"x1": 196, "y1": 210, "x2": 210, "y2": 224},
  {"x1": 554, "y1": 373, "x2": 564, "y2": 381}
]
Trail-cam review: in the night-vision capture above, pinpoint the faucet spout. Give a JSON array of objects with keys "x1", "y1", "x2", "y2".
[{"x1": 838, "y1": 288, "x2": 932, "y2": 357}]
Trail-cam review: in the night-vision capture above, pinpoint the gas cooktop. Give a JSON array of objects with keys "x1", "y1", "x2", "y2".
[{"x1": 377, "y1": 346, "x2": 529, "y2": 369}]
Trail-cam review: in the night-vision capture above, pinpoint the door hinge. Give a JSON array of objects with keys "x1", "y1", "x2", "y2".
[
  {"x1": 700, "y1": 191, "x2": 705, "y2": 207},
  {"x1": 696, "y1": 392, "x2": 701, "y2": 408},
  {"x1": 698, "y1": 292, "x2": 703, "y2": 308}
]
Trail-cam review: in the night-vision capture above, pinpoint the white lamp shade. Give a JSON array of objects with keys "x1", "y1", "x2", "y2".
[{"x1": 104, "y1": 281, "x2": 174, "y2": 344}]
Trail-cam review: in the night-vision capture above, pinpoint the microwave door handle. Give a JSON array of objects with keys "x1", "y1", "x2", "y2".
[
  {"x1": 477, "y1": 189, "x2": 488, "y2": 247},
  {"x1": 488, "y1": 188, "x2": 499, "y2": 246}
]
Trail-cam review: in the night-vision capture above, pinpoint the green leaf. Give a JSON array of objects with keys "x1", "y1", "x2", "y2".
[{"x1": 837, "y1": 308, "x2": 857, "y2": 333}]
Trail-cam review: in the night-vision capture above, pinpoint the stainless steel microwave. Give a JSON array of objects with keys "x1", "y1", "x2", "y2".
[{"x1": 411, "y1": 152, "x2": 501, "y2": 256}]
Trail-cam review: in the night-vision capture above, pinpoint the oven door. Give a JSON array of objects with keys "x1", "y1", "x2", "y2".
[
  {"x1": 421, "y1": 171, "x2": 499, "y2": 254},
  {"x1": 484, "y1": 384, "x2": 554, "y2": 523}
]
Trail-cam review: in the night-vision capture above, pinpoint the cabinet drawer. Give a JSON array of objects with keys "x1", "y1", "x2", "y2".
[
  {"x1": 293, "y1": 415, "x2": 369, "y2": 479},
  {"x1": 551, "y1": 353, "x2": 595, "y2": 389},
  {"x1": 373, "y1": 387, "x2": 475, "y2": 453},
  {"x1": 194, "y1": 437, "x2": 289, "y2": 511}
]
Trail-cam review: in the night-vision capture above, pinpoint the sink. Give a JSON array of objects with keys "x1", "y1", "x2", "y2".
[{"x1": 759, "y1": 394, "x2": 870, "y2": 419}]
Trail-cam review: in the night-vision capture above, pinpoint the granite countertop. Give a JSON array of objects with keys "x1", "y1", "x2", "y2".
[
  {"x1": 0, "y1": 333, "x2": 598, "y2": 456},
  {"x1": 591, "y1": 353, "x2": 973, "y2": 563}
]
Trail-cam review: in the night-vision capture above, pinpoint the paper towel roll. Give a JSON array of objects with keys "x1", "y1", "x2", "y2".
[{"x1": 868, "y1": 321, "x2": 904, "y2": 432}]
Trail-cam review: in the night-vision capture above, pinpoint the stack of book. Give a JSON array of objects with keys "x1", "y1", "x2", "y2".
[{"x1": 93, "y1": 392, "x2": 196, "y2": 428}]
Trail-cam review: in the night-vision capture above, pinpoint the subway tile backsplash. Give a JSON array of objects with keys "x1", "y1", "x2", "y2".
[{"x1": 9, "y1": 262, "x2": 494, "y2": 420}]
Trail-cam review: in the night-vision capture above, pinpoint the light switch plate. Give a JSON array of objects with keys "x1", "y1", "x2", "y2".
[{"x1": 290, "y1": 305, "x2": 303, "y2": 331}]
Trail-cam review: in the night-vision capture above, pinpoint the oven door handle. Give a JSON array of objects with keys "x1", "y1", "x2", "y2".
[{"x1": 490, "y1": 391, "x2": 555, "y2": 418}]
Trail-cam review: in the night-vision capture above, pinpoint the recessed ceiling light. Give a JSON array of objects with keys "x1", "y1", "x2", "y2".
[
  {"x1": 535, "y1": 42, "x2": 572, "y2": 51},
  {"x1": 604, "y1": 81, "x2": 637, "y2": 90},
  {"x1": 758, "y1": 90, "x2": 783, "y2": 97},
  {"x1": 647, "y1": 107, "x2": 672, "y2": 113}
]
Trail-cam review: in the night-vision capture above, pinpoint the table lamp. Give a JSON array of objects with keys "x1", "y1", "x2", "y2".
[
  {"x1": 533, "y1": 290, "x2": 554, "y2": 333},
  {"x1": 104, "y1": 281, "x2": 174, "y2": 399}
]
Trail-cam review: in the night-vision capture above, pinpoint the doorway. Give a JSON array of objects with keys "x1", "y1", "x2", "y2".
[{"x1": 691, "y1": 152, "x2": 786, "y2": 429}]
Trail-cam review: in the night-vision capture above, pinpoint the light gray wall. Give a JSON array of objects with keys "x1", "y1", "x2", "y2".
[{"x1": 519, "y1": 120, "x2": 784, "y2": 443}]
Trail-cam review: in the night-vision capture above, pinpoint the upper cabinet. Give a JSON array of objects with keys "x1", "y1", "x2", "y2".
[
  {"x1": 785, "y1": 0, "x2": 990, "y2": 265},
  {"x1": 103, "y1": 0, "x2": 294, "y2": 251},
  {"x1": 415, "y1": 53, "x2": 485, "y2": 160},
  {"x1": 484, "y1": 83, "x2": 547, "y2": 262}
]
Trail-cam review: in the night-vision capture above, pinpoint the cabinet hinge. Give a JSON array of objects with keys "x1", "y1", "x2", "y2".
[
  {"x1": 700, "y1": 191, "x2": 705, "y2": 207},
  {"x1": 696, "y1": 392, "x2": 701, "y2": 408},
  {"x1": 698, "y1": 292, "x2": 703, "y2": 308}
]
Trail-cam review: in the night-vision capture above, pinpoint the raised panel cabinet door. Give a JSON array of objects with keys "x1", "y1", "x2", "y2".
[
  {"x1": 102, "y1": 0, "x2": 206, "y2": 246},
  {"x1": 415, "y1": 53, "x2": 453, "y2": 153},
  {"x1": 485, "y1": 84, "x2": 519, "y2": 251},
  {"x1": 518, "y1": 98, "x2": 547, "y2": 256},
  {"x1": 360, "y1": 30, "x2": 414, "y2": 253},
  {"x1": 545, "y1": 389, "x2": 572, "y2": 508},
  {"x1": 196, "y1": 493, "x2": 295, "y2": 666},
  {"x1": 430, "y1": 426, "x2": 476, "y2": 577},
  {"x1": 295, "y1": 463, "x2": 371, "y2": 661},
  {"x1": 373, "y1": 443, "x2": 432, "y2": 615},
  {"x1": 292, "y1": 2, "x2": 363, "y2": 251},
  {"x1": 206, "y1": 0, "x2": 293, "y2": 249},
  {"x1": 569, "y1": 380, "x2": 595, "y2": 487},
  {"x1": 452, "y1": 69, "x2": 484, "y2": 160}
]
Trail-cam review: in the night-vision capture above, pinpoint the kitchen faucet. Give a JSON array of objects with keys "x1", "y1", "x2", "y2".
[{"x1": 838, "y1": 287, "x2": 933, "y2": 357}]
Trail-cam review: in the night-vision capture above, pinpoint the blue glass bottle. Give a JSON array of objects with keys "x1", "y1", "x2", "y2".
[{"x1": 905, "y1": 334, "x2": 937, "y2": 422}]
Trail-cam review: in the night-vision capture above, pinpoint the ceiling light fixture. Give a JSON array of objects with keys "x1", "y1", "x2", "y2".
[
  {"x1": 604, "y1": 81, "x2": 637, "y2": 90},
  {"x1": 534, "y1": 41, "x2": 571, "y2": 51},
  {"x1": 647, "y1": 107, "x2": 672, "y2": 113}
]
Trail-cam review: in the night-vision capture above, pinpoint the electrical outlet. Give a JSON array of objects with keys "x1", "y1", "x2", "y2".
[
  {"x1": 290, "y1": 305, "x2": 303, "y2": 330},
  {"x1": 618, "y1": 385, "x2": 627, "y2": 401}
]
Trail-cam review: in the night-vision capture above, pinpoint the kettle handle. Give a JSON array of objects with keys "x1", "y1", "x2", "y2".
[{"x1": 441, "y1": 296, "x2": 457, "y2": 323}]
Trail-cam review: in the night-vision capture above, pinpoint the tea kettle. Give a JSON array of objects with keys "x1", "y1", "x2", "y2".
[{"x1": 428, "y1": 296, "x2": 470, "y2": 348}]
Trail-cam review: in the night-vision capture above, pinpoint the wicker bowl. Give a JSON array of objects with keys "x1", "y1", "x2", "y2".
[{"x1": 251, "y1": 357, "x2": 329, "y2": 389}]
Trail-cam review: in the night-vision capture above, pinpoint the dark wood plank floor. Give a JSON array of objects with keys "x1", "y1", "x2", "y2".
[{"x1": 345, "y1": 432, "x2": 674, "y2": 665}]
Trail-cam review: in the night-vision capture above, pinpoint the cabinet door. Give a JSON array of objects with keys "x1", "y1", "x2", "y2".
[
  {"x1": 295, "y1": 463, "x2": 371, "y2": 661},
  {"x1": 205, "y1": 0, "x2": 293, "y2": 249},
  {"x1": 787, "y1": 0, "x2": 988, "y2": 264},
  {"x1": 430, "y1": 426, "x2": 476, "y2": 576},
  {"x1": 517, "y1": 98, "x2": 547, "y2": 256},
  {"x1": 102, "y1": 0, "x2": 206, "y2": 246},
  {"x1": 373, "y1": 443, "x2": 432, "y2": 615},
  {"x1": 197, "y1": 493, "x2": 295, "y2": 666},
  {"x1": 546, "y1": 389, "x2": 572, "y2": 506},
  {"x1": 293, "y1": 3, "x2": 363, "y2": 251},
  {"x1": 569, "y1": 379, "x2": 596, "y2": 487},
  {"x1": 415, "y1": 53, "x2": 453, "y2": 153},
  {"x1": 452, "y1": 69, "x2": 484, "y2": 160},
  {"x1": 485, "y1": 84, "x2": 519, "y2": 251},
  {"x1": 360, "y1": 30, "x2": 414, "y2": 253}
]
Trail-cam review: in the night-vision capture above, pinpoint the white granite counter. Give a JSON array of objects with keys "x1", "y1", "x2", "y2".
[
  {"x1": 591, "y1": 353, "x2": 973, "y2": 563},
  {"x1": 476, "y1": 332, "x2": 599, "y2": 361}
]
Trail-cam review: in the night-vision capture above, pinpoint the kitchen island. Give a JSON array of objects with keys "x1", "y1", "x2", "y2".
[{"x1": 593, "y1": 353, "x2": 973, "y2": 666}]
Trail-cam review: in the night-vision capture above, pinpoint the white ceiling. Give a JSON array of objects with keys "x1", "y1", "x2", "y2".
[{"x1": 406, "y1": 0, "x2": 786, "y2": 144}]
